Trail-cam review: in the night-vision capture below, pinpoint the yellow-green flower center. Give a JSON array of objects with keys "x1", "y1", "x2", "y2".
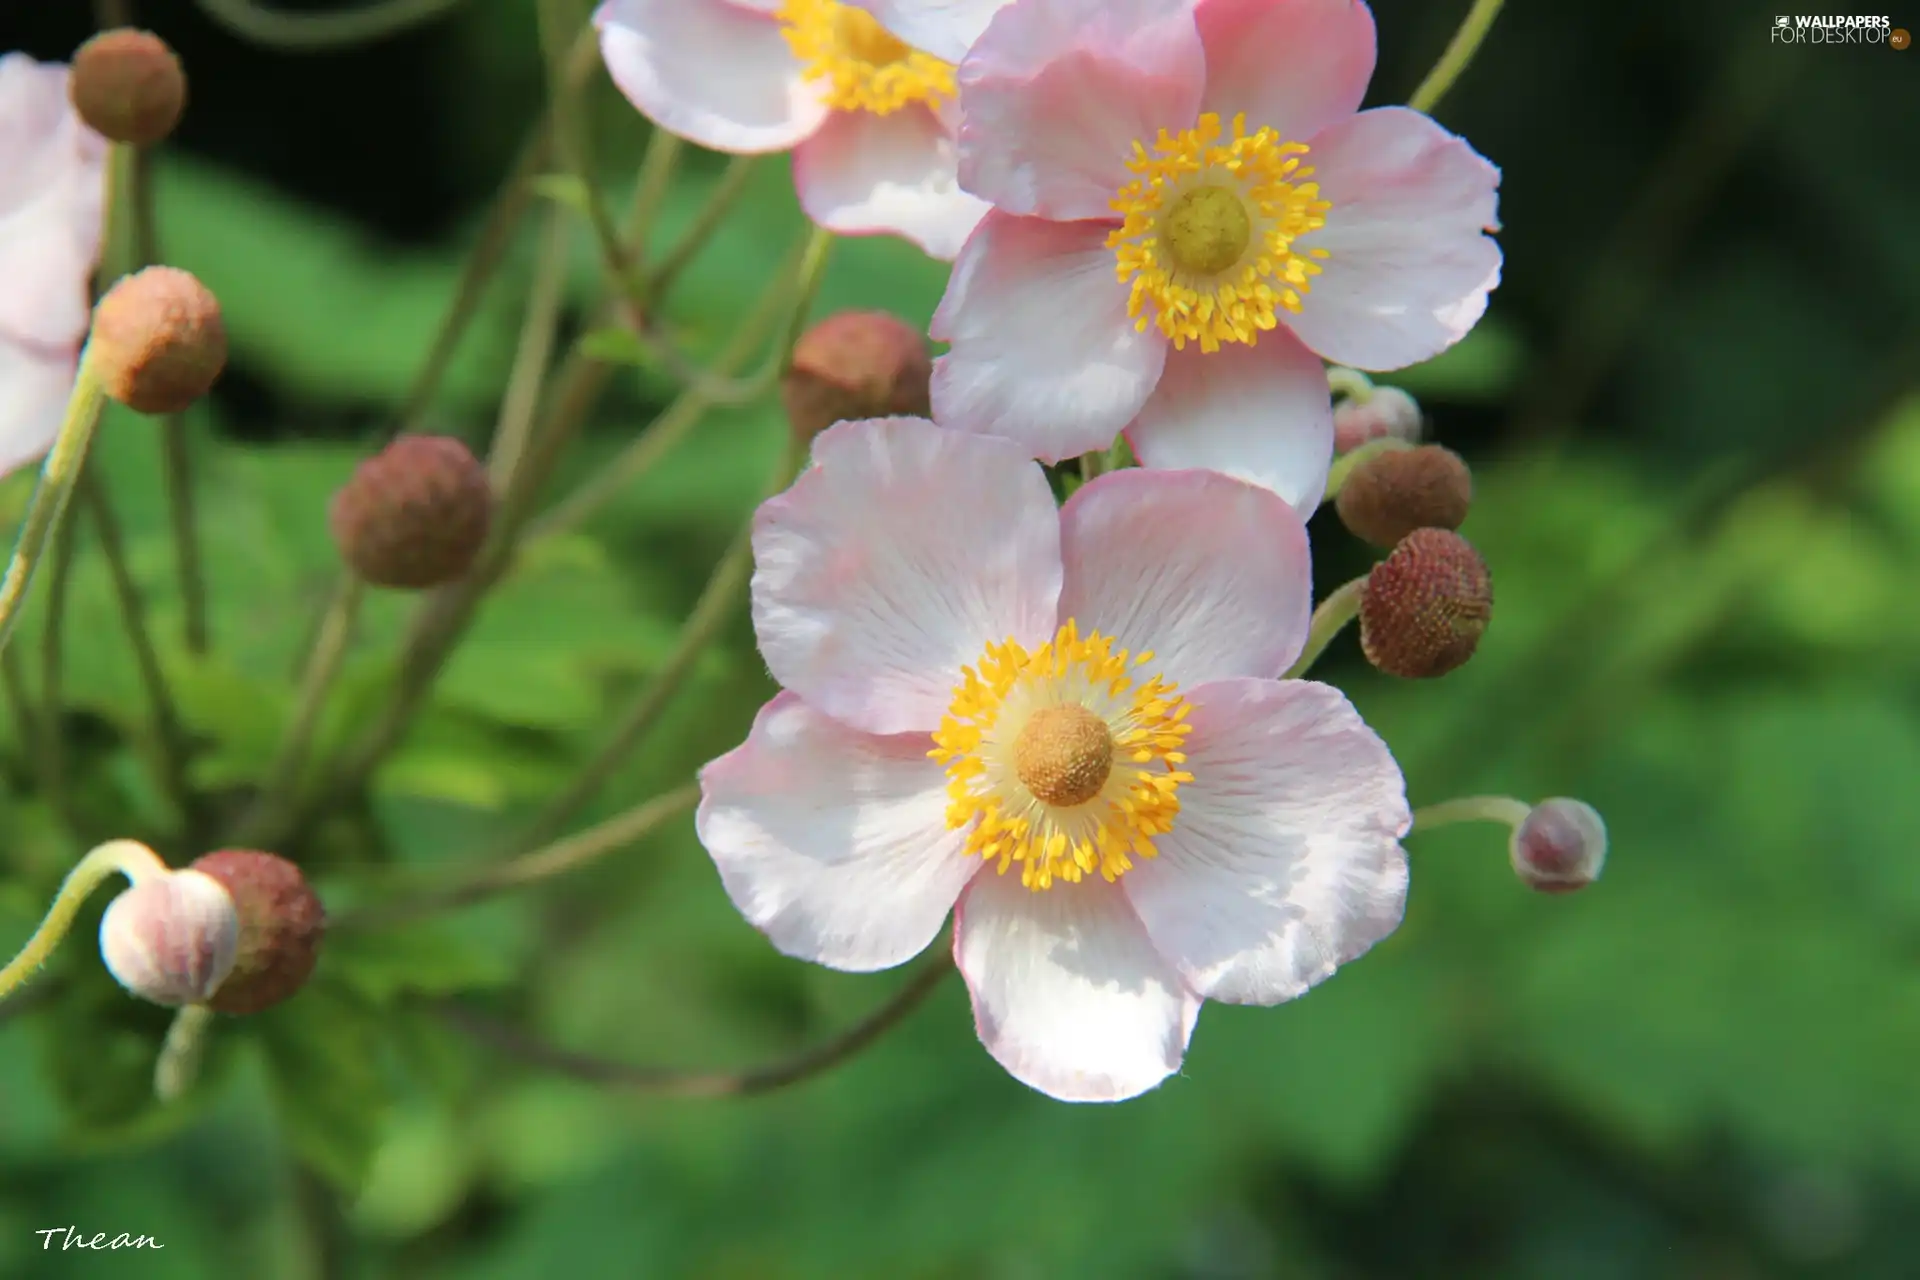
[{"x1": 1109, "y1": 112, "x2": 1334, "y2": 354}]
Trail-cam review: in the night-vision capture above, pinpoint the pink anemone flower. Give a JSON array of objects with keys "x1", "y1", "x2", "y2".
[
  {"x1": 0, "y1": 53, "x2": 107, "y2": 480},
  {"x1": 592, "y1": 0, "x2": 991, "y2": 260},
  {"x1": 911, "y1": 0, "x2": 1502, "y2": 509},
  {"x1": 697, "y1": 416, "x2": 1410, "y2": 1102}
]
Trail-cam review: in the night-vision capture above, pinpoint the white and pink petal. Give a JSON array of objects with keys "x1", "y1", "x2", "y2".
[
  {"x1": 0, "y1": 337, "x2": 77, "y2": 481},
  {"x1": 956, "y1": 0, "x2": 1205, "y2": 221},
  {"x1": 1057, "y1": 466, "x2": 1313, "y2": 687},
  {"x1": 1124, "y1": 331, "x2": 1335, "y2": 512},
  {"x1": 792, "y1": 105, "x2": 989, "y2": 260},
  {"x1": 846, "y1": 0, "x2": 1016, "y2": 65},
  {"x1": 0, "y1": 54, "x2": 107, "y2": 348},
  {"x1": 1122, "y1": 677, "x2": 1410, "y2": 1005},
  {"x1": 955, "y1": 869, "x2": 1200, "y2": 1102},
  {"x1": 751, "y1": 416, "x2": 1062, "y2": 736},
  {"x1": 1284, "y1": 106, "x2": 1502, "y2": 371},
  {"x1": 697, "y1": 693, "x2": 978, "y2": 971},
  {"x1": 1194, "y1": 0, "x2": 1376, "y2": 144},
  {"x1": 593, "y1": 0, "x2": 831, "y2": 154},
  {"x1": 931, "y1": 212, "x2": 1164, "y2": 462}
]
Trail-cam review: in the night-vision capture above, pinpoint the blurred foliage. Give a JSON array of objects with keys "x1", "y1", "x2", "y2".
[{"x1": 2, "y1": 0, "x2": 1919, "y2": 1277}]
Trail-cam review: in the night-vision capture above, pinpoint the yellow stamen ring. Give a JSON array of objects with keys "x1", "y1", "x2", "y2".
[
  {"x1": 1108, "y1": 111, "x2": 1334, "y2": 354},
  {"x1": 775, "y1": 0, "x2": 956, "y2": 116},
  {"x1": 930, "y1": 621, "x2": 1194, "y2": 892}
]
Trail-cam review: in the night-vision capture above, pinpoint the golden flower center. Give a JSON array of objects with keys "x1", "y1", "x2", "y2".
[
  {"x1": 1013, "y1": 704, "x2": 1115, "y2": 807},
  {"x1": 776, "y1": 0, "x2": 956, "y2": 116},
  {"x1": 930, "y1": 621, "x2": 1194, "y2": 892},
  {"x1": 1108, "y1": 112, "x2": 1334, "y2": 354}
]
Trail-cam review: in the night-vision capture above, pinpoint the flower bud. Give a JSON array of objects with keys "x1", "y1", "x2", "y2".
[
  {"x1": 99, "y1": 869, "x2": 239, "y2": 1007},
  {"x1": 90, "y1": 266, "x2": 226, "y2": 414},
  {"x1": 781, "y1": 311, "x2": 931, "y2": 444},
  {"x1": 69, "y1": 29, "x2": 186, "y2": 147},
  {"x1": 1360, "y1": 528, "x2": 1492, "y2": 679},
  {"x1": 188, "y1": 850, "x2": 325, "y2": 1015},
  {"x1": 329, "y1": 435, "x2": 493, "y2": 590},
  {"x1": 1333, "y1": 385, "x2": 1422, "y2": 455},
  {"x1": 1510, "y1": 798, "x2": 1607, "y2": 893},
  {"x1": 1336, "y1": 444, "x2": 1474, "y2": 549}
]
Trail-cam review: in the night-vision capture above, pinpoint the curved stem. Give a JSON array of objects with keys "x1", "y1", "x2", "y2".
[
  {"x1": 1407, "y1": 0, "x2": 1507, "y2": 116},
  {"x1": 80, "y1": 471, "x2": 198, "y2": 832},
  {"x1": 194, "y1": 0, "x2": 467, "y2": 50},
  {"x1": 0, "y1": 354, "x2": 109, "y2": 662},
  {"x1": 1326, "y1": 366, "x2": 1374, "y2": 403},
  {"x1": 537, "y1": 0, "x2": 638, "y2": 304},
  {"x1": 1412, "y1": 794, "x2": 1532, "y2": 834},
  {"x1": 154, "y1": 1002, "x2": 214, "y2": 1101},
  {"x1": 337, "y1": 784, "x2": 700, "y2": 930},
  {"x1": 0, "y1": 840, "x2": 168, "y2": 1003},
  {"x1": 439, "y1": 952, "x2": 953, "y2": 1097},
  {"x1": 1282, "y1": 575, "x2": 1367, "y2": 679},
  {"x1": 231, "y1": 576, "x2": 365, "y2": 847}
]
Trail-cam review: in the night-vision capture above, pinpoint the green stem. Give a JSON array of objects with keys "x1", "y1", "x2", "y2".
[
  {"x1": 644, "y1": 154, "x2": 758, "y2": 302},
  {"x1": 80, "y1": 471, "x2": 197, "y2": 830},
  {"x1": 513, "y1": 440, "x2": 801, "y2": 850},
  {"x1": 231, "y1": 576, "x2": 365, "y2": 847},
  {"x1": 625, "y1": 130, "x2": 686, "y2": 279},
  {"x1": 154, "y1": 1002, "x2": 214, "y2": 1101},
  {"x1": 1410, "y1": 794, "x2": 1532, "y2": 834},
  {"x1": 528, "y1": 235, "x2": 813, "y2": 541},
  {"x1": 1282, "y1": 575, "x2": 1367, "y2": 680},
  {"x1": 1407, "y1": 0, "x2": 1507, "y2": 116},
  {"x1": 337, "y1": 784, "x2": 700, "y2": 930},
  {"x1": 488, "y1": 202, "x2": 574, "y2": 488},
  {"x1": 194, "y1": 0, "x2": 467, "y2": 50},
  {"x1": 0, "y1": 354, "x2": 109, "y2": 662},
  {"x1": 1326, "y1": 366, "x2": 1373, "y2": 403},
  {"x1": 0, "y1": 839, "x2": 168, "y2": 1002},
  {"x1": 1323, "y1": 437, "x2": 1413, "y2": 504},
  {"x1": 538, "y1": 0, "x2": 642, "y2": 305}
]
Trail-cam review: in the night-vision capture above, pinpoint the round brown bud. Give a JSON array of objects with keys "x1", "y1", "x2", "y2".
[
  {"x1": 1360, "y1": 528, "x2": 1492, "y2": 679},
  {"x1": 98, "y1": 869, "x2": 239, "y2": 1007},
  {"x1": 90, "y1": 266, "x2": 226, "y2": 414},
  {"x1": 1510, "y1": 798, "x2": 1607, "y2": 893},
  {"x1": 1333, "y1": 385, "x2": 1422, "y2": 455},
  {"x1": 69, "y1": 29, "x2": 186, "y2": 147},
  {"x1": 188, "y1": 850, "x2": 325, "y2": 1015},
  {"x1": 1336, "y1": 445, "x2": 1474, "y2": 549},
  {"x1": 781, "y1": 311, "x2": 931, "y2": 444},
  {"x1": 329, "y1": 435, "x2": 493, "y2": 590}
]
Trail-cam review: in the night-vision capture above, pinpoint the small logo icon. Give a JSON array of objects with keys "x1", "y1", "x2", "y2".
[
  {"x1": 1893, "y1": 26, "x2": 1912, "y2": 48},
  {"x1": 1775, "y1": 14, "x2": 1791, "y2": 25}
]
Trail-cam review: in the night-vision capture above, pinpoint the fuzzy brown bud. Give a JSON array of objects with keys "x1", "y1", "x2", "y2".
[
  {"x1": 69, "y1": 29, "x2": 186, "y2": 147},
  {"x1": 188, "y1": 850, "x2": 325, "y2": 1015},
  {"x1": 781, "y1": 311, "x2": 931, "y2": 444},
  {"x1": 1510, "y1": 799, "x2": 1607, "y2": 893},
  {"x1": 1360, "y1": 528, "x2": 1492, "y2": 679},
  {"x1": 90, "y1": 266, "x2": 226, "y2": 413},
  {"x1": 329, "y1": 435, "x2": 493, "y2": 590},
  {"x1": 98, "y1": 869, "x2": 239, "y2": 1007},
  {"x1": 1336, "y1": 445, "x2": 1474, "y2": 549},
  {"x1": 1333, "y1": 386, "x2": 1422, "y2": 455}
]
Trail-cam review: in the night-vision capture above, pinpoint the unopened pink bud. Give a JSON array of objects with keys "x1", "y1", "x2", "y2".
[
  {"x1": 1334, "y1": 386, "x2": 1423, "y2": 455},
  {"x1": 1511, "y1": 798, "x2": 1607, "y2": 893},
  {"x1": 781, "y1": 311, "x2": 931, "y2": 445},
  {"x1": 98, "y1": 869, "x2": 239, "y2": 1006}
]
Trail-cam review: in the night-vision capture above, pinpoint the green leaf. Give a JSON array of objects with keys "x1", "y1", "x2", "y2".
[
  {"x1": 576, "y1": 326, "x2": 660, "y2": 369},
  {"x1": 324, "y1": 922, "x2": 516, "y2": 1007},
  {"x1": 529, "y1": 173, "x2": 592, "y2": 216},
  {"x1": 251, "y1": 978, "x2": 391, "y2": 1192}
]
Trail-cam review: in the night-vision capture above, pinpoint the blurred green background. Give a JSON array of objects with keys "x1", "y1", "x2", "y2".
[{"x1": 2, "y1": 0, "x2": 1918, "y2": 1276}]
